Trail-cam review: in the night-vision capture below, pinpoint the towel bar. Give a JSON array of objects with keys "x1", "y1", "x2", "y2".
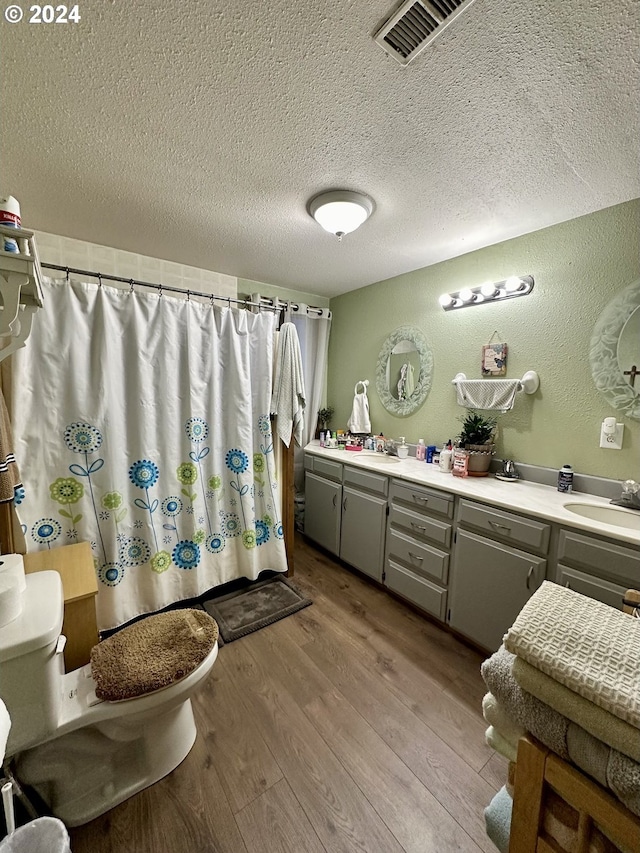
[{"x1": 451, "y1": 371, "x2": 539, "y2": 395}]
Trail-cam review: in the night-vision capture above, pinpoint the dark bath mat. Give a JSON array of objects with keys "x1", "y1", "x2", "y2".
[{"x1": 202, "y1": 575, "x2": 311, "y2": 644}]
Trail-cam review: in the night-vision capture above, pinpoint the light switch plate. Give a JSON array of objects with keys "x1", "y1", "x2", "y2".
[{"x1": 599, "y1": 423, "x2": 623, "y2": 450}]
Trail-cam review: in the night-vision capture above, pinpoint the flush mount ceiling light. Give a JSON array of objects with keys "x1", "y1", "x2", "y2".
[
  {"x1": 439, "y1": 275, "x2": 534, "y2": 311},
  {"x1": 308, "y1": 191, "x2": 374, "y2": 241}
]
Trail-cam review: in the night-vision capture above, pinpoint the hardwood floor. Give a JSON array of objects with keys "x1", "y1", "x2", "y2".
[{"x1": 69, "y1": 536, "x2": 505, "y2": 852}]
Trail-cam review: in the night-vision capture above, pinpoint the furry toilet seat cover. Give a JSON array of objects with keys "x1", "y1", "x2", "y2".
[{"x1": 91, "y1": 608, "x2": 219, "y2": 701}]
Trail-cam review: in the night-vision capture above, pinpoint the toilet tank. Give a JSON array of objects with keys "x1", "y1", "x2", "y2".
[{"x1": 0, "y1": 571, "x2": 65, "y2": 756}]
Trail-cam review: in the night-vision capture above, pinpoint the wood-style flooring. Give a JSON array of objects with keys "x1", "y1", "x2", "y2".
[{"x1": 69, "y1": 535, "x2": 505, "y2": 852}]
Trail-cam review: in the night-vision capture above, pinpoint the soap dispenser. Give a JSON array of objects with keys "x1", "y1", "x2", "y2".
[{"x1": 397, "y1": 437, "x2": 409, "y2": 459}]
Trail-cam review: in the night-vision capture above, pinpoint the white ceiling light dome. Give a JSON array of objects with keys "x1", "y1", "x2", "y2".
[{"x1": 308, "y1": 191, "x2": 374, "y2": 240}]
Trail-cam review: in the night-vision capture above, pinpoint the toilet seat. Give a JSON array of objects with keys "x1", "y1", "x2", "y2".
[{"x1": 90, "y1": 608, "x2": 219, "y2": 701}]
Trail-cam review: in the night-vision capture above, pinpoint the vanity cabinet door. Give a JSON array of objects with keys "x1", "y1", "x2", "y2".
[
  {"x1": 340, "y1": 485, "x2": 387, "y2": 582},
  {"x1": 448, "y1": 530, "x2": 546, "y2": 653},
  {"x1": 304, "y1": 471, "x2": 342, "y2": 555}
]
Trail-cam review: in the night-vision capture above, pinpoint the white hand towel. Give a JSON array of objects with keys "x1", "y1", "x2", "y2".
[
  {"x1": 270, "y1": 323, "x2": 306, "y2": 447},
  {"x1": 455, "y1": 379, "x2": 520, "y2": 412},
  {"x1": 347, "y1": 380, "x2": 371, "y2": 434}
]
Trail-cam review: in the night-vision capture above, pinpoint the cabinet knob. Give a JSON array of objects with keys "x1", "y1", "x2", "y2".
[
  {"x1": 410, "y1": 522, "x2": 427, "y2": 532},
  {"x1": 342, "y1": 497, "x2": 348, "y2": 511},
  {"x1": 332, "y1": 494, "x2": 337, "y2": 508},
  {"x1": 408, "y1": 551, "x2": 424, "y2": 563},
  {"x1": 413, "y1": 495, "x2": 429, "y2": 504}
]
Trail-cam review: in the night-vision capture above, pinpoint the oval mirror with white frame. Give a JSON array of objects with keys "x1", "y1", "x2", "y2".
[
  {"x1": 376, "y1": 326, "x2": 433, "y2": 416},
  {"x1": 589, "y1": 279, "x2": 640, "y2": 420}
]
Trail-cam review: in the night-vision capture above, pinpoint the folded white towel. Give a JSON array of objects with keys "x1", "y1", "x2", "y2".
[
  {"x1": 455, "y1": 379, "x2": 520, "y2": 411},
  {"x1": 270, "y1": 323, "x2": 306, "y2": 448}
]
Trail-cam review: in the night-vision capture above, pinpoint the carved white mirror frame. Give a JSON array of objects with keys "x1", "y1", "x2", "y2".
[
  {"x1": 589, "y1": 279, "x2": 640, "y2": 420},
  {"x1": 375, "y1": 326, "x2": 433, "y2": 416}
]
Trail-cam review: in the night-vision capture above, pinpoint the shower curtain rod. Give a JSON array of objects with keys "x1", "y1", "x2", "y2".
[
  {"x1": 41, "y1": 263, "x2": 329, "y2": 316},
  {"x1": 40, "y1": 263, "x2": 275, "y2": 311}
]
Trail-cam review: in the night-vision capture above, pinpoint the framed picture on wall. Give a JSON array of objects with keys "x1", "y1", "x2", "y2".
[{"x1": 482, "y1": 342, "x2": 508, "y2": 376}]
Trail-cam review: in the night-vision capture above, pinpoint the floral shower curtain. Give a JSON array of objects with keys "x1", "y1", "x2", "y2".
[{"x1": 11, "y1": 278, "x2": 287, "y2": 630}]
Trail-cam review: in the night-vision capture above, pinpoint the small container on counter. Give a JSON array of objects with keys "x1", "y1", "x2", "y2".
[
  {"x1": 557, "y1": 464, "x2": 574, "y2": 493},
  {"x1": 416, "y1": 439, "x2": 426, "y2": 461},
  {"x1": 439, "y1": 441, "x2": 453, "y2": 472},
  {"x1": 426, "y1": 445, "x2": 436, "y2": 463}
]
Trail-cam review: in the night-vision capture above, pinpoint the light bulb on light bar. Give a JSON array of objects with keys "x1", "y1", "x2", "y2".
[
  {"x1": 439, "y1": 275, "x2": 534, "y2": 311},
  {"x1": 504, "y1": 276, "x2": 523, "y2": 292}
]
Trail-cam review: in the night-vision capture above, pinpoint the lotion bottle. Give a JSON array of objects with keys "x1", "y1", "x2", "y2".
[
  {"x1": 439, "y1": 440, "x2": 453, "y2": 472},
  {"x1": 416, "y1": 439, "x2": 426, "y2": 461}
]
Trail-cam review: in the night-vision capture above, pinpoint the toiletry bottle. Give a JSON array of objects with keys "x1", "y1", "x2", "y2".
[
  {"x1": 416, "y1": 439, "x2": 425, "y2": 461},
  {"x1": 426, "y1": 445, "x2": 436, "y2": 463},
  {"x1": 557, "y1": 464, "x2": 574, "y2": 493},
  {"x1": 432, "y1": 447, "x2": 441, "y2": 465},
  {"x1": 319, "y1": 431, "x2": 325, "y2": 447},
  {"x1": 439, "y1": 440, "x2": 453, "y2": 472}
]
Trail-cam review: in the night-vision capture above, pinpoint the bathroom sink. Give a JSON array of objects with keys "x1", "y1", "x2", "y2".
[
  {"x1": 563, "y1": 502, "x2": 640, "y2": 531},
  {"x1": 362, "y1": 453, "x2": 401, "y2": 463}
]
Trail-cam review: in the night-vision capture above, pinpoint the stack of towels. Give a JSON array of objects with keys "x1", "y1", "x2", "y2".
[{"x1": 481, "y1": 581, "x2": 640, "y2": 852}]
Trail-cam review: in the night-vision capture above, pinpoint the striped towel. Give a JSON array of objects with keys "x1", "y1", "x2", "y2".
[{"x1": 0, "y1": 387, "x2": 22, "y2": 504}]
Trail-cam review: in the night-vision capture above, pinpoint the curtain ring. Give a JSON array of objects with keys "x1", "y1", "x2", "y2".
[
  {"x1": 158, "y1": 284, "x2": 163, "y2": 298},
  {"x1": 209, "y1": 294, "x2": 214, "y2": 307},
  {"x1": 65, "y1": 267, "x2": 70, "y2": 282},
  {"x1": 129, "y1": 278, "x2": 134, "y2": 293},
  {"x1": 186, "y1": 289, "x2": 190, "y2": 301},
  {"x1": 97, "y1": 273, "x2": 102, "y2": 288}
]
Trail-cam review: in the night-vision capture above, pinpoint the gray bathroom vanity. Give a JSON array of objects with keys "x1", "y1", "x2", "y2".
[{"x1": 303, "y1": 444, "x2": 640, "y2": 652}]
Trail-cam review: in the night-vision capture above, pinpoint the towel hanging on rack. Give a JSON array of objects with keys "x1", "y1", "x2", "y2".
[
  {"x1": 452, "y1": 371, "x2": 539, "y2": 412},
  {"x1": 455, "y1": 379, "x2": 521, "y2": 412},
  {"x1": 347, "y1": 380, "x2": 371, "y2": 433}
]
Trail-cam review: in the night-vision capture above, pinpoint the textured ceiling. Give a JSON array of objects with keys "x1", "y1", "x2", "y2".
[{"x1": 2, "y1": 0, "x2": 638, "y2": 297}]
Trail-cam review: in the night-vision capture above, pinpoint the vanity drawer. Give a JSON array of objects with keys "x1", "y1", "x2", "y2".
[
  {"x1": 458, "y1": 499, "x2": 550, "y2": 554},
  {"x1": 386, "y1": 529, "x2": 449, "y2": 584},
  {"x1": 557, "y1": 530, "x2": 640, "y2": 586},
  {"x1": 344, "y1": 465, "x2": 388, "y2": 497},
  {"x1": 388, "y1": 504, "x2": 452, "y2": 549},
  {"x1": 558, "y1": 566, "x2": 628, "y2": 612},
  {"x1": 312, "y1": 457, "x2": 343, "y2": 482},
  {"x1": 389, "y1": 481, "x2": 454, "y2": 519},
  {"x1": 385, "y1": 559, "x2": 447, "y2": 621}
]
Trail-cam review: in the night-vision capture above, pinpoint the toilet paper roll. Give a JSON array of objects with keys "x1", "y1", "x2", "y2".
[
  {"x1": 0, "y1": 573, "x2": 23, "y2": 628},
  {"x1": 0, "y1": 554, "x2": 26, "y2": 593}
]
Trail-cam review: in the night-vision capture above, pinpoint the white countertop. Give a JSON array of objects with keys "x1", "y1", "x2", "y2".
[{"x1": 304, "y1": 442, "x2": 640, "y2": 546}]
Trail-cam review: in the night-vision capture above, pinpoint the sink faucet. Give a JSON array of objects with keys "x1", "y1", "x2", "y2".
[{"x1": 611, "y1": 480, "x2": 640, "y2": 511}]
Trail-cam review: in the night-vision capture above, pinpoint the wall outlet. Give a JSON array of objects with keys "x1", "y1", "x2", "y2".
[{"x1": 599, "y1": 422, "x2": 623, "y2": 450}]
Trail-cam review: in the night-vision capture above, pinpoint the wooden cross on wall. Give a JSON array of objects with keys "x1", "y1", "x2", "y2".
[{"x1": 624, "y1": 365, "x2": 639, "y2": 387}]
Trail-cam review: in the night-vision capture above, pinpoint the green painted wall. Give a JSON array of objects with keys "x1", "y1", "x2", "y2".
[{"x1": 327, "y1": 200, "x2": 640, "y2": 481}]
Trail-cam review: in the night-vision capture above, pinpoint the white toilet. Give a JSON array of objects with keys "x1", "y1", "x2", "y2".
[{"x1": 0, "y1": 567, "x2": 218, "y2": 827}]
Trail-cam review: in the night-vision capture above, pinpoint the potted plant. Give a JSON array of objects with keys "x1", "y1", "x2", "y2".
[
  {"x1": 457, "y1": 410, "x2": 498, "y2": 476},
  {"x1": 317, "y1": 406, "x2": 334, "y2": 435}
]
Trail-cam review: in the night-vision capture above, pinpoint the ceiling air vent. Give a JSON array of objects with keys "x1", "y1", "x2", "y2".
[{"x1": 374, "y1": 0, "x2": 477, "y2": 66}]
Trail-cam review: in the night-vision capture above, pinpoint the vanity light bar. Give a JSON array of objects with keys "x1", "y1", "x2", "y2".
[{"x1": 439, "y1": 275, "x2": 534, "y2": 311}]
